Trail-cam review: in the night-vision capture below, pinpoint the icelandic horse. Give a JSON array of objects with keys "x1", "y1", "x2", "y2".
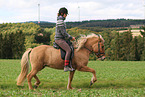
[{"x1": 17, "y1": 33, "x2": 105, "y2": 89}]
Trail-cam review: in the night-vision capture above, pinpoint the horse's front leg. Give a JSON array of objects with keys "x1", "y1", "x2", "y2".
[
  {"x1": 77, "y1": 65, "x2": 97, "y2": 86},
  {"x1": 67, "y1": 70, "x2": 75, "y2": 90}
]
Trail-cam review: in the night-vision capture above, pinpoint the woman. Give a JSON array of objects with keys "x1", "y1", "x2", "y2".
[{"x1": 55, "y1": 7, "x2": 75, "y2": 72}]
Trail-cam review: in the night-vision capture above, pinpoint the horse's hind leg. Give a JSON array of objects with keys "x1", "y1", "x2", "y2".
[
  {"x1": 34, "y1": 75, "x2": 40, "y2": 89},
  {"x1": 27, "y1": 69, "x2": 39, "y2": 90}
]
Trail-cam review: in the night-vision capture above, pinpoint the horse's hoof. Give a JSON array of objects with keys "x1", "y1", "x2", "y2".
[
  {"x1": 72, "y1": 87, "x2": 75, "y2": 89},
  {"x1": 67, "y1": 87, "x2": 75, "y2": 90},
  {"x1": 34, "y1": 85, "x2": 38, "y2": 89},
  {"x1": 90, "y1": 81, "x2": 93, "y2": 86},
  {"x1": 77, "y1": 88, "x2": 81, "y2": 92}
]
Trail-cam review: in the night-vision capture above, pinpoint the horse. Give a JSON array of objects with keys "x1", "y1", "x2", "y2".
[{"x1": 17, "y1": 33, "x2": 105, "y2": 90}]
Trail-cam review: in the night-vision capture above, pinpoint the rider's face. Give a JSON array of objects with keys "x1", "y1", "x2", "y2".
[{"x1": 63, "y1": 14, "x2": 67, "y2": 18}]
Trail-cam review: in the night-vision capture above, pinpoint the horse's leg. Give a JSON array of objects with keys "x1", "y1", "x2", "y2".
[
  {"x1": 33, "y1": 66, "x2": 46, "y2": 88},
  {"x1": 33, "y1": 75, "x2": 40, "y2": 89},
  {"x1": 67, "y1": 70, "x2": 75, "y2": 90},
  {"x1": 77, "y1": 65, "x2": 97, "y2": 86},
  {"x1": 27, "y1": 70, "x2": 38, "y2": 90}
]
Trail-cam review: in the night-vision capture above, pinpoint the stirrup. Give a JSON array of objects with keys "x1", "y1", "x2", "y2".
[
  {"x1": 68, "y1": 64, "x2": 75, "y2": 71},
  {"x1": 64, "y1": 66, "x2": 75, "y2": 72}
]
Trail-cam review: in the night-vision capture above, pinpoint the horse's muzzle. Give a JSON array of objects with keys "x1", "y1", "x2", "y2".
[{"x1": 98, "y1": 56, "x2": 105, "y2": 61}]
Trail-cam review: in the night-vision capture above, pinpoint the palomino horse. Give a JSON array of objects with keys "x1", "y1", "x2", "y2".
[{"x1": 17, "y1": 33, "x2": 105, "y2": 90}]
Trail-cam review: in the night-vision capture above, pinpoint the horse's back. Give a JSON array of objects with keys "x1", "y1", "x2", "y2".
[
  {"x1": 30, "y1": 45, "x2": 51, "y2": 58},
  {"x1": 29, "y1": 45, "x2": 50, "y2": 66},
  {"x1": 29, "y1": 45, "x2": 63, "y2": 69}
]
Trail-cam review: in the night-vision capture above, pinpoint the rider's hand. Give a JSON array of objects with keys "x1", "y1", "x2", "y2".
[{"x1": 71, "y1": 37, "x2": 76, "y2": 41}]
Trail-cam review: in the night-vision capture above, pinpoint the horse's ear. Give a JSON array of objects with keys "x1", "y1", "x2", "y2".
[
  {"x1": 97, "y1": 34, "x2": 101, "y2": 42},
  {"x1": 98, "y1": 34, "x2": 105, "y2": 43},
  {"x1": 97, "y1": 34, "x2": 100, "y2": 39}
]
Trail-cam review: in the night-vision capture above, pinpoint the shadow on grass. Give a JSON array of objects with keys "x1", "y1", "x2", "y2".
[
  {"x1": 74, "y1": 80, "x2": 145, "y2": 89},
  {"x1": 0, "y1": 84, "x2": 25, "y2": 90},
  {"x1": 1, "y1": 80, "x2": 145, "y2": 90},
  {"x1": 35, "y1": 80, "x2": 145, "y2": 90}
]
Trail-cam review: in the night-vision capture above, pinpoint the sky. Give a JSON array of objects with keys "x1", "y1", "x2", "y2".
[{"x1": 0, "y1": 0, "x2": 144, "y2": 23}]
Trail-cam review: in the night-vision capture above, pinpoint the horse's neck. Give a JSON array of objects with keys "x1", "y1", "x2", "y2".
[{"x1": 76, "y1": 47, "x2": 90, "y2": 58}]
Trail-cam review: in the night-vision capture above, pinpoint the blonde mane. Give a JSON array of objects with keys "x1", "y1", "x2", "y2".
[{"x1": 76, "y1": 33, "x2": 104, "y2": 51}]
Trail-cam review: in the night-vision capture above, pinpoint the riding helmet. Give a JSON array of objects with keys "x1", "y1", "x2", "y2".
[{"x1": 59, "y1": 7, "x2": 68, "y2": 15}]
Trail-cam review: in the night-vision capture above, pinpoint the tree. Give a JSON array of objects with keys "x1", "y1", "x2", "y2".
[
  {"x1": 2, "y1": 33, "x2": 13, "y2": 59},
  {"x1": 140, "y1": 26, "x2": 145, "y2": 46},
  {"x1": 140, "y1": 49, "x2": 145, "y2": 60},
  {"x1": 140, "y1": 26, "x2": 145, "y2": 60},
  {"x1": 134, "y1": 37, "x2": 140, "y2": 61},
  {"x1": 12, "y1": 30, "x2": 25, "y2": 59},
  {"x1": 0, "y1": 33, "x2": 3, "y2": 58},
  {"x1": 110, "y1": 32, "x2": 120, "y2": 60},
  {"x1": 34, "y1": 28, "x2": 51, "y2": 44},
  {"x1": 129, "y1": 36, "x2": 139, "y2": 61},
  {"x1": 120, "y1": 30, "x2": 132, "y2": 60},
  {"x1": 101, "y1": 30, "x2": 112, "y2": 51}
]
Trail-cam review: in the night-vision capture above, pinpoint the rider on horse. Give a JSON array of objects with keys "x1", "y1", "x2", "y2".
[{"x1": 55, "y1": 7, "x2": 75, "y2": 72}]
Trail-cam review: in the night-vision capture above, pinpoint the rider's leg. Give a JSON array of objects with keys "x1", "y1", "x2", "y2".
[{"x1": 55, "y1": 39, "x2": 74, "y2": 71}]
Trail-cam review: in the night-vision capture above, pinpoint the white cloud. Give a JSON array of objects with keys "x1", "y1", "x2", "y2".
[{"x1": 0, "y1": 0, "x2": 144, "y2": 23}]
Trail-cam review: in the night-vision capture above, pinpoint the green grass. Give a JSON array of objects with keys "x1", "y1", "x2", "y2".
[{"x1": 0, "y1": 60, "x2": 145, "y2": 96}]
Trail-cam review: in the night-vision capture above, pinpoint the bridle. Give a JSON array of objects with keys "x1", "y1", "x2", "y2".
[{"x1": 84, "y1": 42, "x2": 105, "y2": 58}]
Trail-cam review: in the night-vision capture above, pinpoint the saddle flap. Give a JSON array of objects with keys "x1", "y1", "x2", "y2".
[{"x1": 53, "y1": 42, "x2": 74, "y2": 60}]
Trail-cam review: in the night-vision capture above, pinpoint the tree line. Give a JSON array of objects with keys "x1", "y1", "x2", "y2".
[
  {"x1": 28, "y1": 19, "x2": 145, "y2": 29},
  {"x1": 0, "y1": 22, "x2": 145, "y2": 60},
  {"x1": 101, "y1": 29, "x2": 145, "y2": 61},
  {"x1": 0, "y1": 30, "x2": 25, "y2": 59},
  {"x1": 0, "y1": 22, "x2": 52, "y2": 59}
]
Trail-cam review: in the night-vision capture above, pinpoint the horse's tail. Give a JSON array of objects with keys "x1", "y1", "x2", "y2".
[{"x1": 17, "y1": 48, "x2": 32, "y2": 86}]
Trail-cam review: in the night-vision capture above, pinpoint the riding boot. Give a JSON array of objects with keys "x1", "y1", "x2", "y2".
[
  {"x1": 64, "y1": 60, "x2": 75, "y2": 72},
  {"x1": 68, "y1": 61, "x2": 75, "y2": 70}
]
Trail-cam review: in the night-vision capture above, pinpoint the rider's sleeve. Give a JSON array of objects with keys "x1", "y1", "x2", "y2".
[
  {"x1": 60, "y1": 26, "x2": 72, "y2": 40},
  {"x1": 55, "y1": 16, "x2": 72, "y2": 40}
]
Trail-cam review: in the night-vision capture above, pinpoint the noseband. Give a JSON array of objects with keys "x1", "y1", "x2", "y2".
[{"x1": 84, "y1": 42, "x2": 105, "y2": 58}]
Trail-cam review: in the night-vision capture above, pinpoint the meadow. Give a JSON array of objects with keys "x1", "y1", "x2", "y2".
[
  {"x1": 118, "y1": 29, "x2": 143, "y2": 37},
  {"x1": 0, "y1": 59, "x2": 145, "y2": 97}
]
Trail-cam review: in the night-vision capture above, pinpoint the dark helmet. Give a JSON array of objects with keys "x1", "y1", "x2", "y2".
[{"x1": 59, "y1": 7, "x2": 68, "y2": 15}]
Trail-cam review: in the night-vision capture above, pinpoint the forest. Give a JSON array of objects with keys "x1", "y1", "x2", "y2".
[
  {"x1": 38, "y1": 19, "x2": 145, "y2": 28},
  {"x1": 0, "y1": 19, "x2": 145, "y2": 60}
]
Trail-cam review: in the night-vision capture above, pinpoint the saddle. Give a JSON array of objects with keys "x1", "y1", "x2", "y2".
[{"x1": 53, "y1": 41, "x2": 74, "y2": 60}]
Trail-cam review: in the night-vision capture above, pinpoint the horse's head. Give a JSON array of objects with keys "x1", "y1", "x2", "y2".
[
  {"x1": 92, "y1": 37, "x2": 105, "y2": 61},
  {"x1": 77, "y1": 33, "x2": 105, "y2": 61}
]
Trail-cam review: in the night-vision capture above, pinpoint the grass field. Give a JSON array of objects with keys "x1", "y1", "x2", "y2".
[{"x1": 0, "y1": 60, "x2": 145, "y2": 97}]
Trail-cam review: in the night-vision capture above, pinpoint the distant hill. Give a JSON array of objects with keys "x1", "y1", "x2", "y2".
[
  {"x1": 25, "y1": 21, "x2": 55, "y2": 28},
  {"x1": 26, "y1": 19, "x2": 145, "y2": 29},
  {"x1": 66, "y1": 19, "x2": 145, "y2": 28}
]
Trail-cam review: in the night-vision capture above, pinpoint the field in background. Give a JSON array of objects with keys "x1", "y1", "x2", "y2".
[
  {"x1": 118, "y1": 29, "x2": 143, "y2": 37},
  {"x1": 0, "y1": 60, "x2": 145, "y2": 96}
]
